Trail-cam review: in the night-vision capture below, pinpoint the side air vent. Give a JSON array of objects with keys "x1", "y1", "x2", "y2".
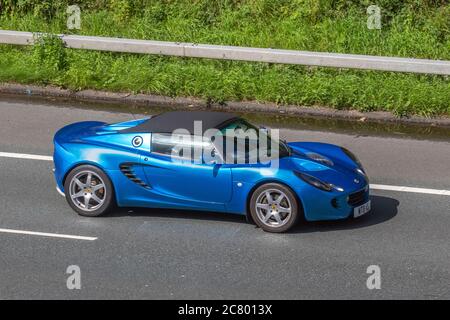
[{"x1": 119, "y1": 163, "x2": 151, "y2": 189}]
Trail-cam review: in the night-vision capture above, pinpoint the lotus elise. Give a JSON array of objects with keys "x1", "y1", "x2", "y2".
[{"x1": 53, "y1": 111, "x2": 370, "y2": 233}]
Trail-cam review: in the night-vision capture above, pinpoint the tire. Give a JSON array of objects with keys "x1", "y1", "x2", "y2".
[
  {"x1": 64, "y1": 165, "x2": 115, "y2": 217},
  {"x1": 249, "y1": 183, "x2": 299, "y2": 233}
]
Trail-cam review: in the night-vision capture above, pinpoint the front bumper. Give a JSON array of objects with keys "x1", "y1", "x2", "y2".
[
  {"x1": 301, "y1": 184, "x2": 370, "y2": 221},
  {"x1": 56, "y1": 185, "x2": 65, "y2": 197},
  {"x1": 53, "y1": 167, "x2": 65, "y2": 197}
]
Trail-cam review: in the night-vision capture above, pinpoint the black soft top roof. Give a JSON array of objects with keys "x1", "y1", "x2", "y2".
[{"x1": 123, "y1": 111, "x2": 239, "y2": 134}]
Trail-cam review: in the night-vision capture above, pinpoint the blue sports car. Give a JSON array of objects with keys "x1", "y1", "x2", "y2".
[{"x1": 53, "y1": 111, "x2": 370, "y2": 233}]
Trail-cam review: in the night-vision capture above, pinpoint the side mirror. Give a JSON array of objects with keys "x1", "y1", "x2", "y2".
[{"x1": 202, "y1": 147, "x2": 220, "y2": 165}]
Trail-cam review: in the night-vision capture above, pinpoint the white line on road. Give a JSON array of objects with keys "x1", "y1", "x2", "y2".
[
  {"x1": 370, "y1": 184, "x2": 450, "y2": 196},
  {"x1": 0, "y1": 151, "x2": 52, "y2": 161},
  {"x1": 0, "y1": 228, "x2": 97, "y2": 241},
  {"x1": 1, "y1": 151, "x2": 449, "y2": 196}
]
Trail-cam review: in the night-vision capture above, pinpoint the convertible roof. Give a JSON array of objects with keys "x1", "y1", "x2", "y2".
[{"x1": 123, "y1": 111, "x2": 239, "y2": 134}]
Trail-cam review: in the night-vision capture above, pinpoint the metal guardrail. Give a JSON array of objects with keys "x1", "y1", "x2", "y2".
[{"x1": 1, "y1": 30, "x2": 449, "y2": 75}]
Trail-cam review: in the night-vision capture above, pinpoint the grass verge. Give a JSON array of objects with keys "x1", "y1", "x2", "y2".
[{"x1": 0, "y1": 1, "x2": 448, "y2": 116}]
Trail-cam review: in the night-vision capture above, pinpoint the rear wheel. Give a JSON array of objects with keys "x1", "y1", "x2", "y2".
[
  {"x1": 249, "y1": 183, "x2": 299, "y2": 233},
  {"x1": 64, "y1": 165, "x2": 115, "y2": 217}
]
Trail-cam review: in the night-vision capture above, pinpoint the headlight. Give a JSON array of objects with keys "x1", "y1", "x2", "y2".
[
  {"x1": 355, "y1": 167, "x2": 369, "y2": 183},
  {"x1": 355, "y1": 167, "x2": 366, "y2": 177},
  {"x1": 306, "y1": 152, "x2": 334, "y2": 166},
  {"x1": 341, "y1": 147, "x2": 364, "y2": 170},
  {"x1": 295, "y1": 171, "x2": 333, "y2": 192}
]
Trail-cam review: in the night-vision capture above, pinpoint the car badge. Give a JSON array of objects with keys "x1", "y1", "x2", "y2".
[
  {"x1": 354, "y1": 178, "x2": 360, "y2": 184},
  {"x1": 132, "y1": 136, "x2": 143, "y2": 147}
]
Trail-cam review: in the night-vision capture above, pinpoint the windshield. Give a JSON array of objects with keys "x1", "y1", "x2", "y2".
[{"x1": 217, "y1": 119, "x2": 291, "y2": 164}]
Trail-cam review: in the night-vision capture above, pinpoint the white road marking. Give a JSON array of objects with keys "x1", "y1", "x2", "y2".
[
  {"x1": 1, "y1": 151, "x2": 449, "y2": 196},
  {"x1": 370, "y1": 184, "x2": 450, "y2": 196},
  {"x1": 0, "y1": 228, "x2": 97, "y2": 241},
  {"x1": 0, "y1": 151, "x2": 52, "y2": 161}
]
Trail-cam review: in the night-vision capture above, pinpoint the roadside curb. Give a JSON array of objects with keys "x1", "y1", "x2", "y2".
[{"x1": 1, "y1": 83, "x2": 449, "y2": 127}]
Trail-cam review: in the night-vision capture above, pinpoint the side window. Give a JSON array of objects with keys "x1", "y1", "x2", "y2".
[
  {"x1": 221, "y1": 120, "x2": 261, "y2": 164},
  {"x1": 151, "y1": 133, "x2": 218, "y2": 163},
  {"x1": 151, "y1": 133, "x2": 177, "y2": 156}
]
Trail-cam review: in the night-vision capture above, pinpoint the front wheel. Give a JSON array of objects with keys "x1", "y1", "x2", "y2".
[
  {"x1": 249, "y1": 183, "x2": 299, "y2": 233},
  {"x1": 64, "y1": 165, "x2": 115, "y2": 217}
]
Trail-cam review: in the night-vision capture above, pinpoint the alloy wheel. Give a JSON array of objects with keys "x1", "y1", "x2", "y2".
[
  {"x1": 69, "y1": 170, "x2": 106, "y2": 212},
  {"x1": 255, "y1": 188, "x2": 292, "y2": 228}
]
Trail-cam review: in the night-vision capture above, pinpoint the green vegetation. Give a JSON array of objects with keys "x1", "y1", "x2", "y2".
[{"x1": 0, "y1": 0, "x2": 449, "y2": 116}]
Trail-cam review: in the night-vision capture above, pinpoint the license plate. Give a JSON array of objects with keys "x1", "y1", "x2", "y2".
[{"x1": 354, "y1": 200, "x2": 371, "y2": 218}]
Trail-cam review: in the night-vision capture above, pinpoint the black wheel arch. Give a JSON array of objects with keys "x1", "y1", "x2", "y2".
[{"x1": 63, "y1": 162, "x2": 106, "y2": 185}]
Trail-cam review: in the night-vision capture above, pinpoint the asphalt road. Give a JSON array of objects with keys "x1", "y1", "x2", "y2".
[{"x1": 0, "y1": 97, "x2": 449, "y2": 299}]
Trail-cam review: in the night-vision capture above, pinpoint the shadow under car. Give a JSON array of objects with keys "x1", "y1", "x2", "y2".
[{"x1": 104, "y1": 195, "x2": 398, "y2": 233}]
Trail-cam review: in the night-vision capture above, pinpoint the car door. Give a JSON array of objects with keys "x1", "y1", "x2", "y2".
[{"x1": 140, "y1": 133, "x2": 232, "y2": 207}]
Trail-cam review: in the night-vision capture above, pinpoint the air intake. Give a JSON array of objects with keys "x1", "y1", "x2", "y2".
[
  {"x1": 119, "y1": 163, "x2": 150, "y2": 189},
  {"x1": 347, "y1": 189, "x2": 366, "y2": 206}
]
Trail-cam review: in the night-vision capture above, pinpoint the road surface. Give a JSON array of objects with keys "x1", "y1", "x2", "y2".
[{"x1": 0, "y1": 97, "x2": 449, "y2": 299}]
